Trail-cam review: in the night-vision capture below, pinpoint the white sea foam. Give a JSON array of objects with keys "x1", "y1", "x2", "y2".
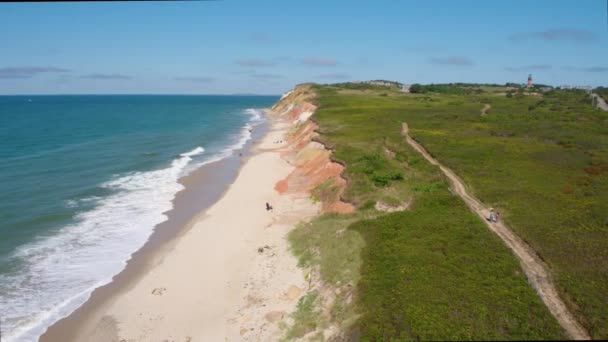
[
  {"x1": 225, "y1": 108, "x2": 264, "y2": 152},
  {"x1": 0, "y1": 146, "x2": 204, "y2": 342},
  {"x1": 180, "y1": 146, "x2": 205, "y2": 158},
  {"x1": 64, "y1": 196, "x2": 103, "y2": 209},
  {"x1": 64, "y1": 199, "x2": 78, "y2": 208},
  {"x1": 187, "y1": 108, "x2": 265, "y2": 172},
  {"x1": 244, "y1": 108, "x2": 264, "y2": 122},
  {"x1": 0, "y1": 108, "x2": 265, "y2": 342}
]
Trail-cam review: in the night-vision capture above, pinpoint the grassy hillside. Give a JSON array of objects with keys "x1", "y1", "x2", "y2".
[
  {"x1": 389, "y1": 87, "x2": 608, "y2": 338},
  {"x1": 287, "y1": 83, "x2": 608, "y2": 340},
  {"x1": 286, "y1": 83, "x2": 584, "y2": 340}
]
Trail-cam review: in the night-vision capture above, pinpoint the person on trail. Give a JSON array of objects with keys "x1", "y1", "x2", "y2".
[
  {"x1": 488, "y1": 208, "x2": 495, "y2": 222},
  {"x1": 495, "y1": 212, "x2": 500, "y2": 223}
]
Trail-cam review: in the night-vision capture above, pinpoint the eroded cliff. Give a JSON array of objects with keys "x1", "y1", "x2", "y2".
[{"x1": 272, "y1": 84, "x2": 354, "y2": 213}]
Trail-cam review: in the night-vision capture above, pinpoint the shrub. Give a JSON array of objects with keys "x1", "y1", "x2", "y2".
[
  {"x1": 409, "y1": 83, "x2": 425, "y2": 93},
  {"x1": 371, "y1": 170, "x2": 403, "y2": 187}
]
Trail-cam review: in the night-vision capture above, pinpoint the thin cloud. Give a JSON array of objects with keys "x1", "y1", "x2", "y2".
[
  {"x1": 404, "y1": 45, "x2": 440, "y2": 53},
  {"x1": 248, "y1": 33, "x2": 274, "y2": 44},
  {"x1": 427, "y1": 56, "x2": 473, "y2": 66},
  {"x1": 0, "y1": 66, "x2": 71, "y2": 79},
  {"x1": 251, "y1": 73, "x2": 283, "y2": 79},
  {"x1": 509, "y1": 28, "x2": 598, "y2": 43},
  {"x1": 318, "y1": 72, "x2": 351, "y2": 80},
  {"x1": 174, "y1": 76, "x2": 216, "y2": 82},
  {"x1": 505, "y1": 64, "x2": 552, "y2": 72},
  {"x1": 357, "y1": 57, "x2": 371, "y2": 66},
  {"x1": 563, "y1": 66, "x2": 608, "y2": 72},
  {"x1": 301, "y1": 57, "x2": 338, "y2": 67},
  {"x1": 235, "y1": 58, "x2": 278, "y2": 67},
  {"x1": 581, "y1": 66, "x2": 608, "y2": 72},
  {"x1": 229, "y1": 69, "x2": 255, "y2": 75},
  {"x1": 81, "y1": 73, "x2": 131, "y2": 80}
]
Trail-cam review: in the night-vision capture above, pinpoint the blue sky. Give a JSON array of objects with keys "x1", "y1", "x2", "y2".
[{"x1": 0, "y1": 0, "x2": 606, "y2": 94}]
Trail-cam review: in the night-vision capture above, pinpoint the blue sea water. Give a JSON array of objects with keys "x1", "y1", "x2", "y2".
[{"x1": 0, "y1": 95, "x2": 277, "y2": 341}]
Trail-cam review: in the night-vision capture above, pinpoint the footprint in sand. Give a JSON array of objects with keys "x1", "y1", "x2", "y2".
[
  {"x1": 281, "y1": 285, "x2": 302, "y2": 301},
  {"x1": 151, "y1": 287, "x2": 166, "y2": 295},
  {"x1": 264, "y1": 311, "x2": 285, "y2": 323}
]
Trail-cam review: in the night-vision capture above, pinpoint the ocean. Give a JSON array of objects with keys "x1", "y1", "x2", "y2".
[{"x1": 0, "y1": 95, "x2": 277, "y2": 341}]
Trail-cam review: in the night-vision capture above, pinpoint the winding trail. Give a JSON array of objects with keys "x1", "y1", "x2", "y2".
[
  {"x1": 401, "y1": 122, "x2": 590, "y2": 340},
  {"x1": 480, "y1": 103, "x2": 491, "y2": 116},
  {"x1": 591, "y1": 93, "x2": 608, "y2": 111}
]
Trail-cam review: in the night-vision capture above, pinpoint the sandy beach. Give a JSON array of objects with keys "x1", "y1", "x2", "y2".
[{"x1": 41, "y1": 110, "x2": 321, "y2": 341}]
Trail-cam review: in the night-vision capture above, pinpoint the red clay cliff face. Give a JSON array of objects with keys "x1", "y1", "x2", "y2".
[{"x1": 272, "y1": 85, "x2": 354, "y2": 213}]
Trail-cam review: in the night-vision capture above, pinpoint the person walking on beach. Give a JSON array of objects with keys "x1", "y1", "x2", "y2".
[{"x1": 265, "y1": 202, "x2": 273, "y2": 211}]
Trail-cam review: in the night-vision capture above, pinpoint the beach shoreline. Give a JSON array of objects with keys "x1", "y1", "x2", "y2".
[{"x1": 40, "y1": 107, "x2": 320, "y2": 341}]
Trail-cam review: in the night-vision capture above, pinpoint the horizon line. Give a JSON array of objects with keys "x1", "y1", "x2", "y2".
[{"x1": 0, "y1": 93, "x2": 281, "y2": 96}]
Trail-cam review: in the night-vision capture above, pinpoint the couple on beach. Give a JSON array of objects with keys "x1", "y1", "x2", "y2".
[{"x1": 488, "y1": 208, "x2": 500, "y2": 223}]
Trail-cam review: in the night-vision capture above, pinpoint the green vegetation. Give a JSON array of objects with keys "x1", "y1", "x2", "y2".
[
  {"x1": 310, "y1": 178, "x2": 341, "y2": 204},
  {"x1": 409, "y1": 83, "x2": 511, "y2": 95},
  {"x1": 353, "y1": 197, "x2": 565, "y2": 340},
  {"x1": 289, "y1": 212, "x2": 365, "y2": 286},
  {"x1": 288, "y1": 212, "x2": 366, "y2": 335},
  {"x1": 399, "y1": 87, "x2": 608, "y2": 338},
  {"x1": 283, "y1": 291, "x2": 323, "y2": 341},
  {"x1": 327, "y1": 81, "x2": 401, "y2": 91},
  {"x1": 595, "y1": 86, "x2": 608, "y2": 101},
  {"x1": 410, "y1": 83, "x2": 476, "y2": 95},
  {"x1": 300, "y1": 83, "x2": 607, "y2": 339}
]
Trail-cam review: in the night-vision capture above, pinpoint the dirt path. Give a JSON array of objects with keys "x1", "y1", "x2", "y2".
[
  {"x1": 592, "y1": 93, "x2": 608, "y2": 111},
  {"x1": 480, "y1": 103, "x2": 491, "y2": 116},
  {"x1": 401, "y1": 122, "x2": 590, "y2": 340}
]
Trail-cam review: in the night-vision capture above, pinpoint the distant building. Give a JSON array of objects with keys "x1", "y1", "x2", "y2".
[
  {"x1": 559, "y1": 85, "x2": 593, "y2": 93},
  {"x1": 539, "y1": 86, "x2": 553, "y2": 93},
  {"x1": 365, "y1": 80, "x2": 402, "y2": 87}
]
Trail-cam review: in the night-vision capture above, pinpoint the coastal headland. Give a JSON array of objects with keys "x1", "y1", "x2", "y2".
[
  {"x1": 41, "y1": 82, "x2": 608, "y2": 341},
  {"x1": 41, "y1": 84, "x2": 350, "y2": 341}
]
